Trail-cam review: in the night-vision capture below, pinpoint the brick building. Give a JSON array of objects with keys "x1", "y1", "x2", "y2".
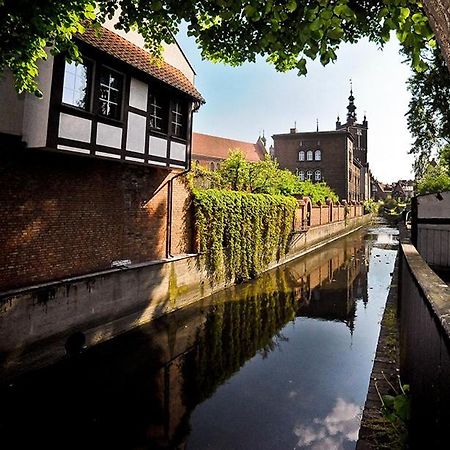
[
  {"x1": 0, "y1": 22, "x2": 204, "y2": 292},
  {"x1": 273, "y1": 87, "x2": 370, "y2": 202},
  {"x1": 192, "y1": 132, "x2": 267, "y2": 169}
]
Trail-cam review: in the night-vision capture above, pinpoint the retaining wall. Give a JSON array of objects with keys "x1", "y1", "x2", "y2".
[
  {"x1": 399, "y1": 243, "x2": 450, "y2": 448},
  {"x1": 0, "y1": 214, "x2": 371, "y2": 380}
]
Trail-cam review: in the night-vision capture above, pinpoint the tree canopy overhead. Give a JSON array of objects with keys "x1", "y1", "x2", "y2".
[{"x1": 0, "y1": 0, "x2": 436, "y2": 95}]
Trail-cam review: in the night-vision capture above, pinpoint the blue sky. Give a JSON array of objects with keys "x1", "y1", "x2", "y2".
[{"x1": 177, "y1": 30, "x2": 414, "y2": 183}]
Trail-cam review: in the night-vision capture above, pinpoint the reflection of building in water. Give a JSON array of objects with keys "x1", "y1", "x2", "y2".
[{"x1": 0, "y1": 232, "x2": 369, "y2": 450}]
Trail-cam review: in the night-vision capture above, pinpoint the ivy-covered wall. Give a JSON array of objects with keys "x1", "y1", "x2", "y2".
[{"x1": 193, "y1": 189, "x2": 297, "y2": 281}]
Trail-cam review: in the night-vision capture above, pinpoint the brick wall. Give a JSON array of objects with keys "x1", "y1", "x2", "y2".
[
  {"x1": 0, "y1": 149, "x2": 193, "y2": 291},
  {"x1": 273, "y1": 132, "x2": 349, "y2": 200}
]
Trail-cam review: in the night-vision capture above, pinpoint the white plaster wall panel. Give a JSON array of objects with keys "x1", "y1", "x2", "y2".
[
  {"x1": 22, "y1": 55, "x2": 54, "y2": 147},
  {"x1": 170, "y1": 163, "x2": 186, "y2": 169},
  {"x1": 0, "y1": 71, "x2": 25, "y2": 136},
  {"x1": 96, "y1": 151, "x2": 121, "y2": 159},
  {"x1": 170, "y1": 141, "x2": 186, "y2": 161},
  {"x1": 148, "y1": 159, "x2": 167, "y2": 167},
  {"x1": 125, "y1": 156, "x2": 145, "y2": 162},
  {"x1": 58, "y1": 113, "x2": 92, "y2": 143},
  {"x1": 57, "y1": 145, "x2": 90, "y2": 155},
  {"x1": 96, "y1": 122, "x2": 122, "y2": 149},
  {"x1": 149, "y1": 136, "x2": 168, "y2": 158},
  {"x1": 126, "y1": 112, "x2": 146, "y2": 153},
  {"x1": 129, "y1": 78, "x2": 148, "y2": 111},
  {"x1": 417, "y1": 191, "x2": 450, "y2": 219}
]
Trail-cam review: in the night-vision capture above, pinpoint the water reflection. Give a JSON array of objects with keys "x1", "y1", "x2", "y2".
[{"x1": 0, "y1": 226, "x2": 398, "y2": 450}]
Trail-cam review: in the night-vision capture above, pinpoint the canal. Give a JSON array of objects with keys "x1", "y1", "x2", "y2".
[{"x1": 0, "y1": 224, "x2": 398, "y2": 450}]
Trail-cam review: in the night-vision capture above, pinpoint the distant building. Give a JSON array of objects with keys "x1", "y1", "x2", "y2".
[
  {"x1": 371, "y1": 178, "x2": 387, "y2": 201},
  {"x1": 192, "y1": 132, "x2": 267, "y2": 169},
  {"x1": 392, "y1": 180, "x2": 415, "y2": 200},
  {"x1": 273, "y1": 86, "x2": 370, "y2": 202}
]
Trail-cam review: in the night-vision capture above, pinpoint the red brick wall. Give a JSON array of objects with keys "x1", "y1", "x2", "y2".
[{"x1": 0, "y1": 150, "x2": 193, "y2": 291}]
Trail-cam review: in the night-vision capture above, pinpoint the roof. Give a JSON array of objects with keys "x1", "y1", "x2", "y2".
[
  {"x1": 192, "y1": 132, "x2": 266, "y2": 162},
  {"x1": 273, "y1": 129, "x2": 353, "y2": 140},
  {"x1": 76, "y1": 26, "x2": 205, "y2": 103}
]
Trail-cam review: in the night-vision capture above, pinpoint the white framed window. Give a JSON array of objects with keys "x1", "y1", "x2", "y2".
[
  {"x1": 299, "y1": 151, "x2": 305, "y2": 161},
  {"x1": 314, "y1": 150, "x2": 321, "y2": 161},
  {"x1": 315, "y1": 170, "x2": 322, "y2": 181},
  {"x1": 62, "y1": 61, "x2": 90, "y2": 110},
  {"x1": 171, "y1": 100, "x2": 185, "y2": 137},
  {"x1": 307, "y1": 150, "x2": 313, "y2": 161},
  {"x1": 299, "y1": 170, "x2": 305, "y2": 181},
  {"x1": 306, "y1": 170, "x2": 313, "y2": 180}
]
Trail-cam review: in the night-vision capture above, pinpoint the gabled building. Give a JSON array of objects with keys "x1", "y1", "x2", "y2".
[
  {"x1": 392, "y1": 180, "x2": 415, "y2": 200},
  {"x1": 272, "y1": 86, "x2": 369, "y2": 202},
  {"x1": 0, "y1": 24, "x2": 204, "y2": 292},
  {"x1": 192, "y1": 132, "x2": 267, "y2": 169}
]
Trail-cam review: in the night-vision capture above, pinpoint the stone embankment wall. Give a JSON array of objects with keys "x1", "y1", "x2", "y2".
[
  {"x1": 398, "y1": 243, "x2": 450, "y2": 448},
  {"x1": 0, "y1": 211, "x2": 370, "y2": 380}
]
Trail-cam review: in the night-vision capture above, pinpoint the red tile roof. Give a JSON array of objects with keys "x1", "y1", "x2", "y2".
[
  {"x1": 76, "y1": 26, "x2": 204, "y2": 103},
  {"x1": 192, "y1": 132, "x2": 266, "y2": 162}
]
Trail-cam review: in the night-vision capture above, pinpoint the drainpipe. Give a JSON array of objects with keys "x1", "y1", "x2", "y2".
[{"x1": 165, "y1": 104, "x2": 197, "y2": 258}]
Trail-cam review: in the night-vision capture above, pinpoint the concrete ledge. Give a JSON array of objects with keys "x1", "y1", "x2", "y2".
[
  {"x1": 401, "y1": 243, "x2": 450, "y2": 340},
  {"x1": 0, "y1": 214, "x2": 372, "y2": 379}
]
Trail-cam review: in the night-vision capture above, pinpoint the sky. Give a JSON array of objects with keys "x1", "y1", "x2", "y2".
[{"x1": 176, "y1": 29, "x2": 415, "y2": 183}]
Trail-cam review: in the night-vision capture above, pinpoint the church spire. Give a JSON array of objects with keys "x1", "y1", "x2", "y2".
[{"x1": 346, "y1": 79, "x2": 357, "y2": 125}]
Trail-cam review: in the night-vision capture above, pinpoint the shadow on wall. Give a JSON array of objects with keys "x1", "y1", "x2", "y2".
[{"x1": 0, "y1": 148, "x2": 193, "y2": 291}]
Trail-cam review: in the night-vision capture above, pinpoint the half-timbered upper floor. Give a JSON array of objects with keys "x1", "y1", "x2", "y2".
[{"x1": 0, "y1": 26, "x2": 204, "y2": 171}]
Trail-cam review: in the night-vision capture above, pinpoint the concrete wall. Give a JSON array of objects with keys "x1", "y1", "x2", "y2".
[
  {"x1": 0, "y1": 71, "x2": 24, "y2": 136},
  {"x1": 399, "y1": 243, "x2": 450, "y2": 448},
  {"x1": 0, "y1": 213, "x2": 371, "y2": 379},
  {"x1": 413, "y1": 191, "x2": 450, "y2": 269},
  {"x1": 22, "y1": 55, "x2": 53, "y2": 148}
]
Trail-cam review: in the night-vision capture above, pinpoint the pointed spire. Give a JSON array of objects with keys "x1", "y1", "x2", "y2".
[
  {"x1": 316, "y1": 118, "x2": 319, "y2": 132},
  {"x1": 347, "y1": 78, "x2": 357, "y2": 125},
  {"x1": 336, "y1": 114, "x2": 341, "y2": 129}
]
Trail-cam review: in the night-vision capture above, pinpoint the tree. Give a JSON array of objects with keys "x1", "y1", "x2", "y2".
[
  {"x1": 416, "y1": 144, "x2": 450, "y2": 194},
  {"x1": 0, "y1": 0, "x2": 436, "y2": 96},
  {"x1": 406, "y1": 48, "x2": 450, "y2": 177}
]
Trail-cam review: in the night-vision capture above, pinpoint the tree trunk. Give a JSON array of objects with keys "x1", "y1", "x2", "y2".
[{"x1": 424, "y1": 0, "x2": 450, "y2": 69}]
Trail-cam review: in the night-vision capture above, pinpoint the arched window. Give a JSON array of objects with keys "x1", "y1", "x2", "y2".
[
  {"x1": 307, "y1": 150, "x2": 313, "y2": 161},
  {"x1": 306, "y1": 170, "x2": 313, "y2": 180},
  {"x1": 298, "y1": 151, "x2": 305, "y2": 161},
  {"x1": 314, "y1": 150, "x2": 321, "y2": 161},
  {"x1": 315, "y1": 170, "x2": 322, "y2": 181},
  {"x1": 210, "y1": 161, "x2": 215, "y2": 170},
  {"x1": 298, "y1": 170, "x2": 305, "y2": 181}
]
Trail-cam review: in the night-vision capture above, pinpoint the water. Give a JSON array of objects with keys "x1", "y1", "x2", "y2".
[{"x1": 0, "y1": 224, "x2": 398, "y2": 450}]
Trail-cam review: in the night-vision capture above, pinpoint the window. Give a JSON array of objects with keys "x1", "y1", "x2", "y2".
[
  {"x1": 307, "y1": 150, "x2": 313, "y2": 161},
  {"x1": 149, "y1": 93, "x2": 168, "y2": 132},
  {"x1": 306, "y1": 170, "x2": 313, "y2": 180},
  {"x1": 299, "y1": 170, "x2": 305, "y2": 181},
  {"x1": 171, "y1": 100, "x2": 185, "y2": 137},
  {"x1": 314, "y1": 170, "x2": 322, "y2": 181},
  {"x1": 62, "y1": 61, "x2": 90, "y2": 109},
  {"x1": 99, "y1": 67, "x2": 123, "y2": 120},
  {"x1": 299, "y1": 151, "x2": 305, "y2": 161},
  {"x1": 314, "y1": 150, "x2": 321, "y2": 161},
  {"x1": 210, "y1": 161, "x2": 215, "y2": 170}
]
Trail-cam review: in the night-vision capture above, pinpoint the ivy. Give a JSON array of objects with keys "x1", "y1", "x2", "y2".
[{"x1": 193, "y1": 189, "x2": 297, "y2": 282}]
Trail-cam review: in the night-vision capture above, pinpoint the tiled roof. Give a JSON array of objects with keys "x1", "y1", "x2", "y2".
[
  {"x1": 192, "y1": 132, "x2": 266, "y2": 162},
  {"x1": 76, "y1": 26, "x2": 205, "y2": 103}
]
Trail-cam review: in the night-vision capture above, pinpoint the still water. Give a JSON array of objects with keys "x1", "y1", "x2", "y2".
[{"x1": 0, "y1": 225, "x2": 398, "y2": 450}]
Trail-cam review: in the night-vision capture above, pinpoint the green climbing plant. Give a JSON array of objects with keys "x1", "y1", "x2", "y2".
[{"x1": 193, "y1": 189, "x2": 297, "y2": 281}]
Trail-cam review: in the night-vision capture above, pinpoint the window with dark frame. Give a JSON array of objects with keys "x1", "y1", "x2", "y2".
[
  {"x1": 149, "y1": 93, "x2": 168, "y2": 132},
  {"x1": 171, "y1": 100, "x2": 185, "y2": 138},
  {"x1": 99, "y1": 67, "x2": 123, "y2": 120},
  {"x1": 62, "y1": 61, "x2": 90, "y2": 110}
]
